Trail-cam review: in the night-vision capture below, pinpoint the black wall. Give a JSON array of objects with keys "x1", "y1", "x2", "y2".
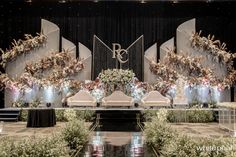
[{"x1": 0, "y1": 1, "x2": 236, "y2": 107}]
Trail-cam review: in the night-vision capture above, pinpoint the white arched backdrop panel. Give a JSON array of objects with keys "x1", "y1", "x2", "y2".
[
  {"x1": 5, "y1": 19, "x2": 60, "y2": 107},
  {"x1": 77, "y1": 42, "x2": 92, "y2": 81},
  {"x1": 159, "y1": 37, "x2": 174, "y2": 63},
  {"x1": 62, "y1": 37, "x2": 76, "y2": 59},
  {"x1": 144, "y1": 43, "x2": 157, "y2": 84}
]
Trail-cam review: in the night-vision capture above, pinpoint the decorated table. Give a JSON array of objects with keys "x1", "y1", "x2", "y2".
[{"x1": 27, "y1": 108, "x2": 56, "y2": 127}]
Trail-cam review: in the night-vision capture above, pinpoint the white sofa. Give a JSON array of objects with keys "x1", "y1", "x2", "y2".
[
  {"x1": 67, "y1": 90, "x2": 97, "y2": 107},
  {"x1": 141, "y1": 91, "x2": 171, "y2": 107},
  {"x1": 101, "y1": 91, "x2": 134, "y2": 107}
]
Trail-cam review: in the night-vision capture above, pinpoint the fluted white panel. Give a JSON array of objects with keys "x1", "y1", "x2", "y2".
[
  {"x1": 62, "y1": 37, "x2": 76, "y2": 59},
  {"x1": 160, "y1": 37, "x2": 174, "y2": 63},
  {"x1": 144, "y1": 43, "x2": 157, "y2": 84}
]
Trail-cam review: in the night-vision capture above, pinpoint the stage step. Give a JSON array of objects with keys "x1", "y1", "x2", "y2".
[{"x1": 0, "y1": 109, "x2": 20, "y2": 121}]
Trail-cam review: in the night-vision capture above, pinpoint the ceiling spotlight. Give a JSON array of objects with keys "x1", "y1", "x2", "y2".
[
  {"x1": 25, "y1": 0, "x2": 32, "y2": 2},
  {"x1": 141, "y1": 0, "x2": 146, "y2": 3},
  {"x1": 94, "y1": 0, "x2": 99, "y2": 2},
  {"x1": 58, "y1": 0, "x2": 67, "y2": 3},
  {"x1": 173, "y1": 0, "x2": 178, "y2": 3}
]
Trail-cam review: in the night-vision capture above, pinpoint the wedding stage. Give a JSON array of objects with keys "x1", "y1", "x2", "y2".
[
  {"x1": 1, "y1": 1, "x2": 236, "y2": 156},
  {"x1": 0, "y1": 19, "x2": 235, "y2": 114}
]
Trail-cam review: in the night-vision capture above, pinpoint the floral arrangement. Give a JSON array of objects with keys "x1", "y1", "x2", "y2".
[
  {"x1": 81, "y1": 81, "x2": 97, "y2": 91},
  {"x1": 164, "y1": 51, "x2": 214, "y2": 79},
  {"x1": 49, "y1": 58, "x2": 84, "y2": 83},
  {"x1": 25, "y1": 51, "x2": 71, "y2": 75},
  {"x1": 149, "y1": 60, "x2": 178, "y2": 84},
  {"x1": 152, "y1": 78, "x2": 174, "y2": 95},
  {"x1": 0, "y1": 33, "x2": 47, "y2": 68},
  {"x1": 190, "y1": 30, "x2": 236, "y2": 70},
  {"x1": 98, "y1": 69, "x2": 135, "y2": 85},
  {"x1": 0, "y1": 72, "x2": 29, "y2": 91}
]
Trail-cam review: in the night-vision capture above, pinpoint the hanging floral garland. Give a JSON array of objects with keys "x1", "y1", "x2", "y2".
[
  {"x1": 48, "y1": 59, "x2": 84, "y2": 83},
  {"x1": 0, "y1": 68, "x2": 84, "y2": 92},
  {"x1": 164, "y1": 50, "x2": 214, "y2": 79},
  {"x1": 0, "y1": 51, "x2": 84, "y2": 91},
  {"x1": 19, "y1": 57, "x2": 84, "y2": 89},
  {"x1": 150, "y1": 49, "x2": 236, "y2": 89},
  {"x1": 25, "y1": 51, "x2": 71, "y2": 75},
  {"x1": 0, "y1": 73, "x2": 28, "y2": 91},
  {"x1": 190, "y1": 30, "x2": 236, "y2": 70},
  {"x1": 0, "y1": 33, "x2": 47, "y2": 68},
  {"x1": 190, "y1": 31, "x2": 236, "y2": 88}
]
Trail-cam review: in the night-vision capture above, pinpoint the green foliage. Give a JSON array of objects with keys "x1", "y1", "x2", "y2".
[
  {"x1": 142, "y1": 110, "x2": 157, "y2": 121},
  {"x1": 0, "y1": 135, "x2": 70, "y2": 157},
  {"x1": 29, "y1": 98, "x2": 40, "y2": 108},
  {"x1": 63, "y1": 108, "x2": 77, "y2": 121},
  {"x1": 167, "y1": 110, "x2": 186, "y2": 123},
  {"x1": 61, "y1": 120, "x2": 89, "y2": 151},
  {"x1": 143, "y1": 109, "x2": 215, "y2": 123},
  {"x1": 76, "y1": 110, "x2": 95, "y2": 122},
  {"x1": 20, "y1": 108, "x2": 95, "y2": 122},
  {"x1": 55, "y1": 109, "x2": 66, "y2": 122},
  {"x1": 19, "y1": 109, "x2": 28, "y2": 121},
  {"x1": 144, "y1": 109, "x2": 176, "y2": 156},
  {"x1": 186, "y1": 109, "x2": 214, "y2": 123},
  {"x1": 144, "y1": 110, "x2": 236, "y2": 157},
  {"x1": 167, "y1": 109, "x2": 215, "y2": 123},
  {"x1": 12, "y1": 99, "x2": 25, "y2": 108},
  {"x1": 166, "y1": 136, "x2": 236, "y2": 157}
]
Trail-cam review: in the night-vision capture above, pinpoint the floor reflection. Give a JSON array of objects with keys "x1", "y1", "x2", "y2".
[{"x1": 83, "y1": 131, "x2": 144, "y2": 157}]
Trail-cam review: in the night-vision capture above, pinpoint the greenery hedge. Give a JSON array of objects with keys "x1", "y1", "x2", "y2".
[
  {"x1": 0, "y1": 135, "x2": 70, "y2": 157},
  {"x1": 144, "y1": 109, "x2": 236, "y2": 157},
  {"x1": 0, "y1": 114, "x2": 90, "y2": 157},
  {"x1": 19, "y1": 108, "x2": 95, "y2": 122},
  {"x1": 62, "y1": 120, "x2": 89, "y2": 152},
  {"x1": 142, "y1": 109, "x2": 216, "y2": 123}
]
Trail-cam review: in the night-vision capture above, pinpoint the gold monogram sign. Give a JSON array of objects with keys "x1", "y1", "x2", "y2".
[{"x1": 112, "y1": 43, "x2": 128, "y2": 64}]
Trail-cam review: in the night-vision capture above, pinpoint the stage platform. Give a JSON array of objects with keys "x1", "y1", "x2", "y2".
[{"x1": 1, "y1": 107, "x2": 220, "y2": 111}]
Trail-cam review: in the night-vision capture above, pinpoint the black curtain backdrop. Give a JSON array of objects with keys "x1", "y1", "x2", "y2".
[{"x1": 0, "y1": 1, "x2": 236, "y2": 107}]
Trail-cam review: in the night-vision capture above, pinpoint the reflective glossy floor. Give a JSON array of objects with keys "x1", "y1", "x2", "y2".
[{"x1": 82, "y1": 131, "x2": 147, "y2": 157}]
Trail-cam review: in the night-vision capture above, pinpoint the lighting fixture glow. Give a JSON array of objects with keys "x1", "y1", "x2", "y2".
[
  {"x1": 141, "y1": 0, "x2": 146, "y2": 3},
  {"x1": 25, "y1": 0, "x2": 32, "y2": 3},
  {"x1": 44, "y1": 86, "x2": 54, "y2": 103},
  {"x1": 58, "y1": 0, "x2": 67, "y2": 3}
]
